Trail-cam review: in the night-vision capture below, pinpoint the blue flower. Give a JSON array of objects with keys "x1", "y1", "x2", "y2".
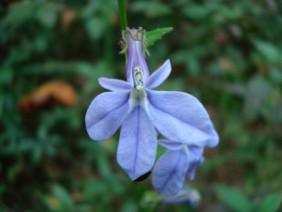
[
  {"x1": 152, "y1": 139, "x2": 205, "y2": 195},
  {"x1": 85, "y1": 28, "x2": 219, "y2": 182}
]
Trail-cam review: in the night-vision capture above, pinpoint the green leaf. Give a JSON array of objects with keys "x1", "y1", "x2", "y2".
[
  {"x1": 36, "y1": 3, "x2": 61, "y2": 28},
  {"x1": 85, "y1": 17, "x2": 106, "y2": 40},
  {"x1": 269, "y1": 68, "x2": 282, "y2": 83},
  {"x1": 0, "y1": 68, "x2": 13, "y2": 85},
  {"x1": 182, "y1": 5, "x2": 212, "y2": 19},
  {"x1": 50, "y1": 185, "x2": 74, "y2": 211},
  {"x1": 0, "y1": 184, "x2": 5, "y2": 195},
  {"x1": 146, "y1": 27, "x2": 173, "y2": 47},
  {"x1": 257, "y1": 193, "x2": 282, "y2": 212},
  {"x1": 2, "y1": 1, "x2": 37, "y2": 25},
  {"x1": 253, "y1": 40, "x2": 280, "y2": 63},
  {"x1": 244, "y1": 75, "x2": 273, "y2": 120},
  {"x1": 132, "y1": 2, "x2": 171, "y2": 18},
  {"x1": 141, "y1": 191, "x2": 163, "y2": 207},
  {"x1": 214, "y1": 184, "x2": 253, "y2": 212}
]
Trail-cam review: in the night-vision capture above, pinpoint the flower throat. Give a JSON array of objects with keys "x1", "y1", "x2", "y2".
[{"x1": 133, "y1": 66, "x2": 144, "y2": 90}]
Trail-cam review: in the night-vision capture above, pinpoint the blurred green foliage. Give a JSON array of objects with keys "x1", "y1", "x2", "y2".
[{"x1": 1, "y1": 0, "x2": 282, "y2": 211}]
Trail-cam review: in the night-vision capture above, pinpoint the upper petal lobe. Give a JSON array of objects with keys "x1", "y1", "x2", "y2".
[
  {"x1": 145, "y1": 59, "x2": 171, "y2": 89},
  {"x1": 99, "y1": 78, "x2": 132, "y2": 92}
]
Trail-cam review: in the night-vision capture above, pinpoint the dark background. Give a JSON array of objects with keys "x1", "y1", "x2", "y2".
[{"x1": 1, "y1": 0, "x2": 282, "y2": 211}]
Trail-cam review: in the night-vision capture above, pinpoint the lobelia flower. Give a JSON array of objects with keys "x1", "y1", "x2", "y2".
[
  {"x1": 152, "y1": 139, "x2": 205, "y2": 195},
  {"x1": 85, "y1": 28, "x2": 219, "y2": 182}
]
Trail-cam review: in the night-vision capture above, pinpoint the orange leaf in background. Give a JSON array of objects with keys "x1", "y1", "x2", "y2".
[{"x1": 19, "y1": 80, "x2": 77, "y2": 113}]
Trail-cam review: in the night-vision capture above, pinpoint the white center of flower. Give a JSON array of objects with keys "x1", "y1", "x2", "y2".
[
  {"x1": 129, "y1": 65, "x2": 149, "y2": 114},
  {"x1": 133, "y1": 66, "x2": 144, "y2": 90}
]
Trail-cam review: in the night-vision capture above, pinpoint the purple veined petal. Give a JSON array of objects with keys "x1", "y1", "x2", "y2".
[
  {"x1": 85, "y1": 91, "x2": 130, "y2": 141},
  {"x1": 147, "y1": 90, "x2": 219, "y2": 147},
  {"x1": 158, "y1": 141, "x2": 205, "y2": 180},
  {"x1": 145, "y1": 60, "x2": 171, "y2": 89},
  {"x1": 187, "y1": 156, "x2": 205, "y2": 180},
  {"x1": 187, "y1": 145, "x2": 204, "y2": 164},
  {"x1": 99, "y1": 78, "x2": 132, "y2": 92},
  {"x1": 186, "y1": 145, "x2": 205, "y2": 180},
  {"x1": 152, "y1": 149, "x2": 189, "y2": 196},
  {"x1": 158, "y1": 139, "x2": 183, "y2": 151},
  {"x1": 117, "y1": 106, "x2": 157, "y2": 181}
]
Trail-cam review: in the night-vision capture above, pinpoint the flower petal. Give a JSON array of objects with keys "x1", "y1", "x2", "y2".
[
  {"x1": 152, "y1": 149, "x2": 189, "y2": 196},
  {"x1": 158, "y1": 139, "x2": 183, "y2": 151},
  {"x1": 99, "y1": 78, "x2": 132, "y2": 92},
  {"x1": 147, "y1": 90, "x2": 219, "y2": 147},
  {"x1": 145, "y1": 60, "x2": 171, "y2": 89},
  {"x1": 186, "y1": 145, "x2": 205, "y2": 180},
  {"x1": 85, "y1": 91, "x2": 130, "y2": 141},
  {"x1": 161, "y1": 187, "x2": 201, "y2": 207},
  {"x1": 188, "y1": 156, "x2": 204, "y2": 180},
  {"x1": 117, "y1": 106, "x2": 157, "y2": 181}
]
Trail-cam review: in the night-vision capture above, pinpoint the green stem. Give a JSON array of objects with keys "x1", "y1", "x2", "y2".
[{"x1": 118, "y1": 0, "x2": 128, "y2": 29}]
